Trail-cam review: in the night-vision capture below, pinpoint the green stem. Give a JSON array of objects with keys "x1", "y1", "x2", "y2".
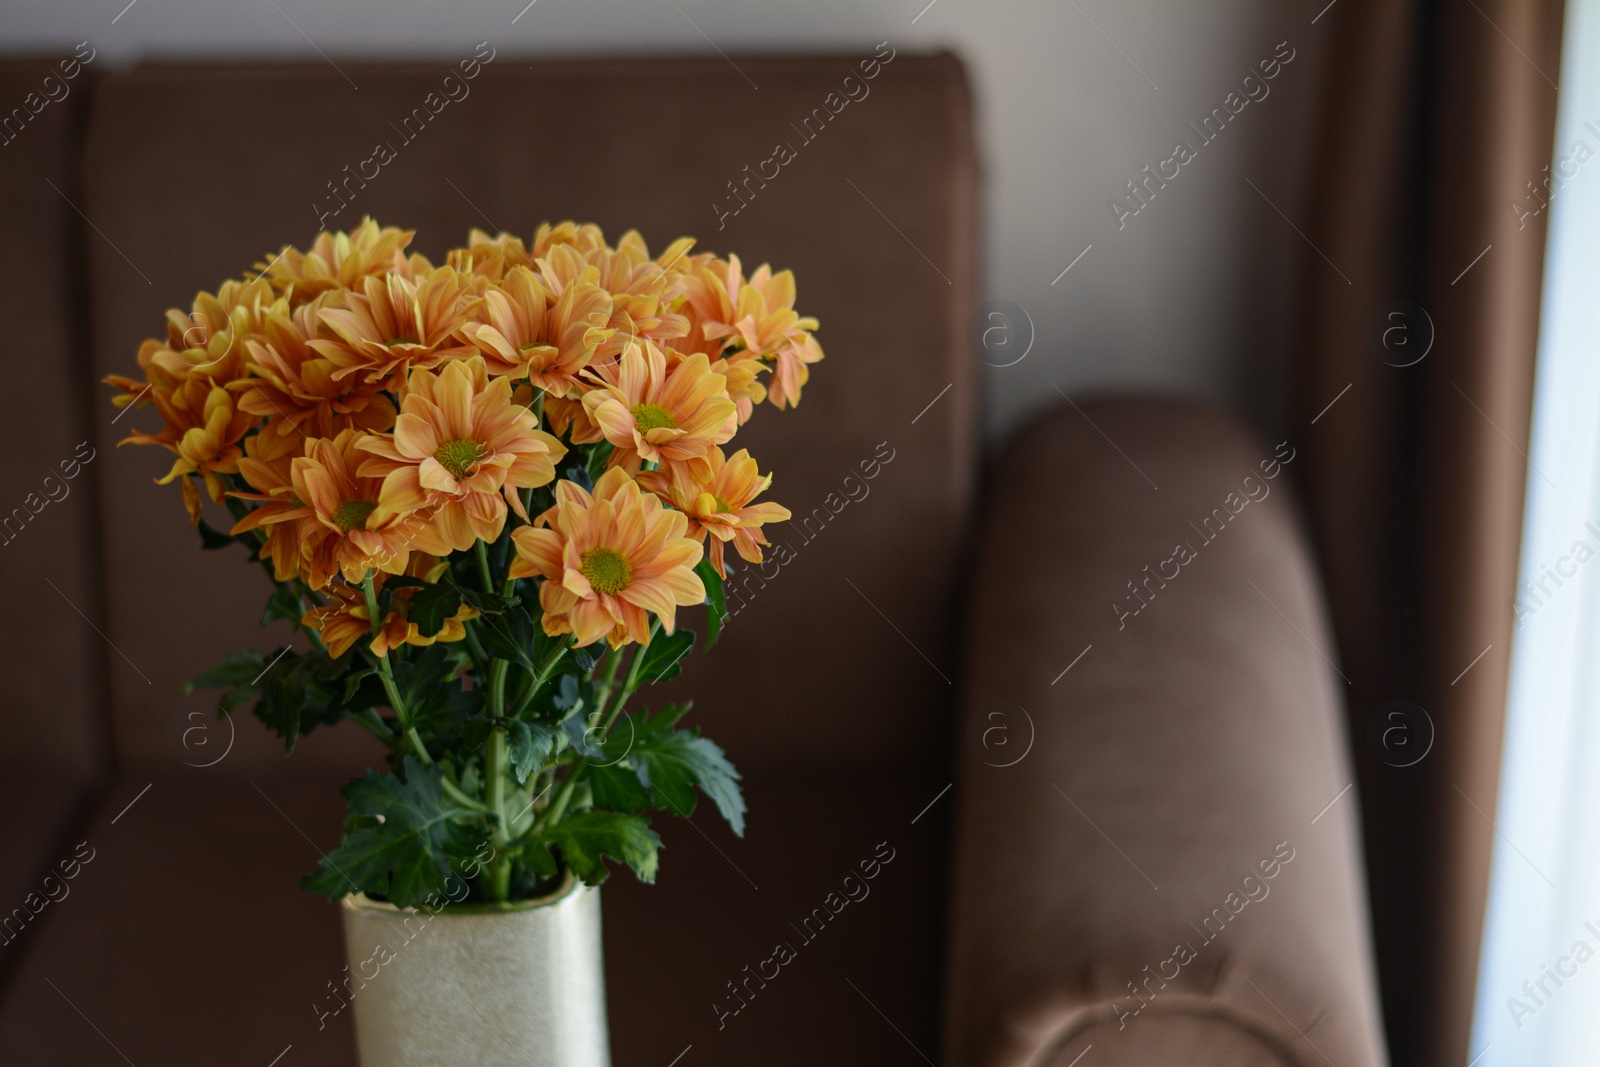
[
  {"x1": 527, "y1": 641, "x2": 571, "y2": 707},
  {"x1": 530, "y1": 630, "x2": 657, "y2": 844},
  {"x1": 531, "y1": 765, "x2": 582, "y2": 839},
  {"x1": 489, "y1": 660, "x2": 510, "y2": 718},
  {"x1": 462, "y1": 621, "x2": 489, "y2": 660},
  {"x1": 588, "y1": 647, "x2": 624, "y2": 722},
  {"x1": 474, "y1": 540, "x2": 495, "y2": 594},
  {"x1": 485, "y1": 726, "x2": 513, "y2": 902},
  {"x1": 598, "y1": 645, "x2": 623, "y2": 689},
  {"x1": 363, "y1": 573, "x2": 432, "y2": 767},
  {"x1": 376, "y1": 656, "x2": 432, "y2": 767},
  {"x1": 350, "y1": 708, "x2": 397, "y2": 745},
  {"x1": 623, "y1": 622, "x2": 658, "y2": 691},
  {"x1": 601, "y1": 621, "x2": 660, "y2": 737},
  {"x1": 361, "y1": 572, "x2": 383, "y2": 638},
  {"x1": 487, "y1": 729, "x2": 508, "y2": 833},
  {"x1": 441, "y1": 773, "x2": 492, "y2": 814},
  {"x1": 508, "y1": 666, "x2": 539, "y2": 720},
  {"x1": 461, "y1": 621, "x2": 492, "y2": 678}
]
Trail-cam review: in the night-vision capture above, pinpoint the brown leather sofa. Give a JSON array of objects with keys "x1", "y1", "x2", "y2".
[{"x1": 0, "y1": 53, "x2": 1387, "y2": 1065}]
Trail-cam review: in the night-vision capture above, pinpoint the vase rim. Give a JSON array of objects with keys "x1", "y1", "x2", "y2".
[{"x1": 341, "y1": 869, "x2": 582, "y2": 917}]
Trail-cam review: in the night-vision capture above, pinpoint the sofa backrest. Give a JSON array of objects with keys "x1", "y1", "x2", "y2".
[
  {"x1": 0, "y1": 56, "x2": 116, "y2": 935},
  {"x1": 68, "y1": 54, "x2": 978, "y2": 774}
]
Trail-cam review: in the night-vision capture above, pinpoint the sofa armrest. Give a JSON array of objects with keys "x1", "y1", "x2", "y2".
[{"x1": 943, "y1": 398, "x2": 1388, "y2": 1067}]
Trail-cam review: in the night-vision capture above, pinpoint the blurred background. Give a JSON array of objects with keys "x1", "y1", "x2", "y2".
[{"x1": 4, "y1": 3, "x2": 1589, "y2": 1067}]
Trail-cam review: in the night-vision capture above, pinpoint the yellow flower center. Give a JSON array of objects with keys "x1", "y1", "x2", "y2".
[
  {"x1": 434, "y1": 438, "x2": 486, "y2": 481},
  {"x1": 631, "y1": 403, "x2": 677, "y2": 433},
  {"x1": 386, "y1": 336, "x2": 420, "y2": 347},
  {"x1": 580, "y1": 546, "x2": 633, "y2": 594},
  {"x1": 713, "y1": 496, "x2": 734, "y2": 513},
  {"x1": 332, "y1": 499, "x2": 377, "y2": 532}
]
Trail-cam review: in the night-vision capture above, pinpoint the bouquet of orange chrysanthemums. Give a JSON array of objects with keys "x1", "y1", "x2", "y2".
[{"x1": 108, "y1": 218, "x2": 819, "y2": 906}]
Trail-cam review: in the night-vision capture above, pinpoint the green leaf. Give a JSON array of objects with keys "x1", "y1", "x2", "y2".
[
  {"x1": 392, "y1": 647, "x2": 479, "y2": 743},
  {"x1": 584, "y1": 441, "x2": 615, "y2": 486},
  {"x1": 543, "y1": 810, "x2": 661, "y2": 885},
  {"x1": 462, "y1": 715, "x2": 497, "y2": 754},
  {"x1": 196, "y1": 517, "x2": 235, "y2": 550},
  {"x1": 696, "y1": 559, "x2": 726, "y2": 648},
  {"x1": 215, "y1": 686, "x2": 256, "y2": 717},
  {"x1": 570, "y1": 642, "x2": 602, "y2": 672},
  {"x1": 406, "y1": 583, "x2": 463, "y2": 639},
  {"x1": 637, "y1": 629, "x2": 695, "y2": 684},
  {"x1": 257, "y1": 658, "x2": 308, "y2": 755},
  {"x1": 476, "y1": 603, "x2": 537, "y2": 667},
  {"x1": 260, "y1": 584, "x2": 304, "y2": 628},
  {"x1": 301, "y1": 758, "x2": 472, "y2": 907},
  {"x1": 632, "y1": 729, "x2": 746, "y2": 837},
  {"x1": 507, "y1": 720, "x2": 557, "y2": 785},
  {"x1": 409, "y1": 683, "x2": 481, "y2": 744},
  {"x1": 560, "y1": 710, "x2": 606, "y2": 760},
  {"x1": 341, "y1": 667, "x2": 377, "y2": 704},
  {"x1": 389, "y1": 645, "x2": 463, "y2": 711},
  {"x1": 339, "y1": 757, "x2": 439, "y2": 821},
  {"x1": 552, "y1": 673, "x2": 582, "y2": 712},
  {"x1": 189, "y1": 647, "x2": 352, "y2": 754},
  {"x1": 588, "y1": 761, "x2": 652, "y2": 812},
  {"x1": 637, "y1": 702, "x2": 692, "y2": 736},
  {"x1": 522, "y1": 840, "x2": 558, "y2": 881},
  {"x1": 456, "y1": 583, "x2": 516, "y2": 616},
  {"x1": 186, "y1": 650, "x2": 269, "y2": 694},
  {"x1": 341, "y1": 671, "x2": 390, "y2": 714},
  {"x1": 300, "y1": 856, "x2": 361, "y2": 899},
  {"x1": 301, "y1": 822, "x2": 452, "y2": 906}
]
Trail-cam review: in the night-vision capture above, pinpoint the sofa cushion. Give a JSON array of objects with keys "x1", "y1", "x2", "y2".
[{"x1": 0, "y1": 766, "x2": 948, "y2": 1066}]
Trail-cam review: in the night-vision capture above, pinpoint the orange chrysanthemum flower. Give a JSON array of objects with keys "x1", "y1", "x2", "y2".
[
  {"x1": 357, "y1": 357, "x2": 567, "y2": 551},
  {"x1": 230, "y1": 430, "x2": 310, "y2": 582},
  {"x1": 581, "y1": 342, "x2": 736, "y2": 472},
  {"x1": 708, "y1": 349, "x2": 770, "y2": 425},
  {"x1": 256, "y1": 429, "x2": 448, "y2": 590},
  {"x1": 446, "y1": 229, "x2": 534, "y2": 284},
  {"x1": 637, "y1": 448, "x2": 792, "y2": 578},
  {"x1": 255, "y1": 218, "x2": 426, "y2": 307},
  {"x1": 683, "y1": 253, "x2": 823, "y2": 409},
  {"x1": 105, "y1": 278, "x2": 276, "y2": 416},
  {"x1": 119, "y1": 376, "x2": 257, "y2": 523},
  {"x1": 309, "y1": 266, "x2": 480, "y2": 386},
  {"x1": 535, "y1": 226, "x2": 695, "y2": 375},
  {"x1": 232, "y1": 296, "x2": 398, "y2": 443},
  {"x1": 458, "y1": 265, "x2": 613, "y2": 396},
  {"x1": 110, "y1": 219, "x2": 824, "y2": 627},
  {"x1": 530, "y1": 220, "x2": 606, "y2": 257},
  {"x1": 540, "y1": 392, "x2": 604, "y2": 447},
  {"x1": 303, "y1": 560, "x2": 478, "y2": 659},
  {"x1": 509, "y1": 468, "x2": 705, "y2": 648}
]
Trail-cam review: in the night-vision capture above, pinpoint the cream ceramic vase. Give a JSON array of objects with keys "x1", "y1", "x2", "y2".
[{"x1": 340, "y1": 874, "x2": 611, "y2": 1067}]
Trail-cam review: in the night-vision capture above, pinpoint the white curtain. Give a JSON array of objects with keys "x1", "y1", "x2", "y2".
[{"x1": 1473, "y1": 1, "x2": 1600, "y2": 1062}]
